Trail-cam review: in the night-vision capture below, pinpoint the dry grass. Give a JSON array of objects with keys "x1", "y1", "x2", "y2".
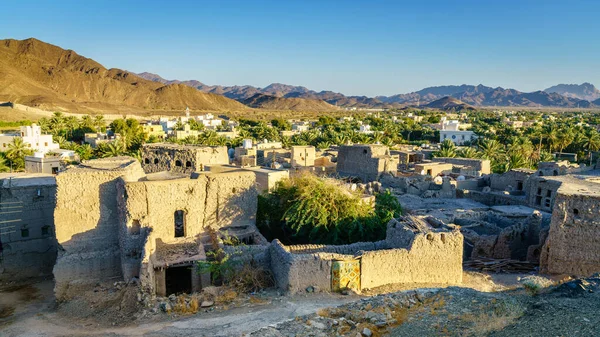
[
  {"x1": 457, "y1": 298, "x2": 525, "y2": 335},
  {"x1": 228, "y1": 263, "x2": 274, "y2": 293},
  {"x1": 216, "y1": 289, "x2": 238, "y2": 304},
  {"x1": 356, "y1": 322, "x2": 383, "y2": 337},
  {"x1": 172, "y1": 295, "x2": 201, "y2": 315}
]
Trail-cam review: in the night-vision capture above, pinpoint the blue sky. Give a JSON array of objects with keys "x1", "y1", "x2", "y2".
[{"x1": 1, "y1": 0, "x2": 598, "y2": 96}]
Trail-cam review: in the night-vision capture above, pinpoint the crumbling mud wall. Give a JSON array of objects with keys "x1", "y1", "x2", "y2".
[
  {"x1": 269, "y1": 240, "x2": 357, "y2": 293},
  {"x1": 360, "y1": 218, "x2": 463, "y2": 289},
  {"x1": 431, "y1": 157, "x2": 491, "y2": 176},
  {"x1": 270, "y1": 216, "x2": 463, "y2": 293},
  {"x1": 141, "y1": 143, "x2": 229, "y2": 174},
  {"x1": 457, "y1": 208, "x2": 542, "y2": 261},
  {"x1": 541, "y1": 187, "x2": 600, "y2": 276},
  {"x1": 53, "y1": 157, "x2": 145, "y2": 299},
  {"x1": 116, "y1": 170, "x2": 258, "y2": 295},
  {"x1": 336, "y1": 145, "x2": 399, "y2": 182},
  {"x1": 526, "y1": 177, "x2": 562, "y2": 212},
  {"x1": 489, "y1": 169, "x2": 533, "y2": 193},
  {"x1": 0, "y1": 176, "x2": 57, "y2": 282}
]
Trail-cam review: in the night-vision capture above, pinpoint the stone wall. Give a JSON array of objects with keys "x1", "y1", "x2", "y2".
[
  {"x1": 336, "y1": 145, "x2": 399, "y2": 182},
  {"x1": 431, "y1": 157, "x2": 491, "y2": 176},
  {"x1": 489, "y1": 169, "x2": 533, "y2": 192},
  {"x1": 0, "y1": 175, "x2": 57, "y2": 282},
  {"x1": 541, "y1": 186, "x2": 600, "y2": 276},
  {"x1": 462, "y1": 190, "x2": 528, "y2": 207},
  {"x1": 117, "y1": 170, "x2": 258, "y2": 294},
  {"x1": 270, "y1": 216, "x2": 463, "y2": 293},
  {"x1": 361, "y1": 230, "x2": 463, "y2": 289},
  {"x1": 526, "y1": 177, "x2": 562, "y2": 212},
  {"x1": 269, "y1": 240, "x2": 357, "y2": 293},
  {"x1": 53, "y1": 157, "x2": 145, "y2": 299},
  {"x1": 141, "y1": 143, "x2": 229, "y2": 174}
]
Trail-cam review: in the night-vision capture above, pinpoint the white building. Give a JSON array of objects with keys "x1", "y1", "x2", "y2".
[
  {"x1": 439, "y1": 120, "x2": 476, "y2": 145},
  {"x1": 440, "y1": 130, "x2": 476, "y2": 145},
  {"x1": 158, "y1": 118, "x2": 177, "y2": 133},
  {"x1": 0, "y1": 124, "x2": 59, "y2": 153},
  {"x1": 195, "y1": 113, "x2": 223, "y2": 129},
  {"x1": 291, "y1": 122, "x2": 310, "y2": 132}
]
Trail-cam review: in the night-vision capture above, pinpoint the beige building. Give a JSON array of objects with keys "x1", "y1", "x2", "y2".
[
  {"x1": 53, "y1": 157, "x2": 264, "y2": 298},
  {"x1": 84, "y1": 132, "x2": 120, "y2": 148},
  {"x1": 291, "y1": 146, "x2": 316, "y2": 167},
  {"x1": 142, "y1": 124, "x2": 166, "y2": 141},
  {"x1": 415, "y1": 162, "x2": 453, "y2": 177},
  {"x1": 24, "y1": 153, "x2": 61, "y2": 174},
  {"x1": 174, "y1": 124, "x2": 201, "y2": 140}
]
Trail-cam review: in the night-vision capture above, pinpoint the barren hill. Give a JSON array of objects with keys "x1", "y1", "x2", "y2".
[
  {"x1": 423, "y1": 96, "x2": 474, "y2": 111},
  {"x1": 241, "y1": 93, "x2": 340, "y2": 111},
  {"x1": 0, "y1": 38, "x2": 248, "y2": 113}
]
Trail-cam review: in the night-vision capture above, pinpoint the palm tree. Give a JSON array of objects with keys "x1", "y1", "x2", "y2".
[
  {"x1": 94, "y1": 115, "x2": 106, "y2": 131},
  {"x1": 371, "y1": 132, "x2": 384, "y2": 144},
  {"x1": 6, "y1": 138, "x2": 33, "y2": 171},
  {"x1": 76, "y1": 144, "x2": 94, "y2": 161},
  {"x1": 54, "y1": 136, "x2": 68, "y2": 149},
  {"x1": 457, "y1": 147, "x2": 479, "y2": 159},
  {"x1": 0, "y1": 157, "x2": 9, "y2": 173},
  {"x1": 508, "y1": 152, "x2": 528, "y2": 170},
  {"x1": 37, "y1": 117, "x2": 51, "y2": 133},
  {"x1": 6, "y1": 138, "x2": 29, "y2": 161},
  {"x1": 80, "y1": 115, "x2": 95, "y2": 131},
  {"x1": 64, "y1": 116, "x2": 79, "y2": 140},
  {"x1": 583, "y1": 129, "x2": 600, "y2": 166},
  {"x1": 434, "y1": 139, "x2": 457, "y2": 158},
  {"x1": 478, "y1": 139, "x2": 503, "y2": 161},
  {"x1": 99, "y1": 141, "x2": 125, "y2": 158},
  {"x1": 434, "y1": 147, "x2": 457, "y2": 158},
  {"x1": 555, "y1": 128, "x2": 574, "y2": 159}
]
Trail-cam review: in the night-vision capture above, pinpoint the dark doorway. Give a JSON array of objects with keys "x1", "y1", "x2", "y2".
[
  {"x1": 165, "y1": 266, "x2": 192, "y2": 295},
  {"x1": 517, "y1": 181, "x2": 523, "y2": 191}
]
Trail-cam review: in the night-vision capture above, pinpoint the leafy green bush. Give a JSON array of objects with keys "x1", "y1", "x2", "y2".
[{"x1": 257, "y1": 173, "x2": 402, "y2": 245}]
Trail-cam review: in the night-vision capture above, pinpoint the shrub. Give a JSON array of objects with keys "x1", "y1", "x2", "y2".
[
  {"x1": 257, "y1": 173, "x2": 402, "y2": 245},
  {"x1": 520, "y1": 275, "x2": 554, "y2": 296},
  {"x1": 197, "y1": 229, "x2": 273, "y2": 292}
]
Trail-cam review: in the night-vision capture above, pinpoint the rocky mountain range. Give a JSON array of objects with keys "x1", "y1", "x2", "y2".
[
  {"x1": 544, "y1": 82, "x2": 600, "y2": 102},
  {"x1": 0, "y1": 37, "x2": 597, "y2": 114},
  {"x1": 0, "y1": 38, "x2": 248, "y2": 113},
  {"x1": 138, "y1": 72, "x2": 600, "y2": 109}
]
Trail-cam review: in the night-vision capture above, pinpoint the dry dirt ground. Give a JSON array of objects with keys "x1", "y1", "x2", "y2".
[{"x1": 1, "y1": 272, "x2": 589, "y2": 337}]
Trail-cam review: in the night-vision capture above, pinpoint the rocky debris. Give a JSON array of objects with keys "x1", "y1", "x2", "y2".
[
  {"x1": 248, "y1": 289, "x2": 439, "y2": 336},
  {"x1": 553, "y1": 277, "x2": 600, "y2": 297},
  {"x1": 201, "y1": 300, "x2": 214, "y2": 308},
  {"x1": 464, "y1": 258, "x2": 538, "y2": 273}
]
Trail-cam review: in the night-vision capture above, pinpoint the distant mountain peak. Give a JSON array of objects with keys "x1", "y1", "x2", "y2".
[{"x1": 544, "y1": 83, "x2": 600, "y2": 101}]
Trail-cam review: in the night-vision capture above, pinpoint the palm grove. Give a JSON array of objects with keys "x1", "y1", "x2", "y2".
[{"x1": 2, "y1": 109, "x2": 599, "y2": 175}]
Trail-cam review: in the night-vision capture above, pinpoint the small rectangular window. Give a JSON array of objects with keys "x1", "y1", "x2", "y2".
[
  {"x1": 41, "y1": 226, "x2": 50, "y2": 236},
  {"x1": 21, "y1": 228, "x2": 29, "y2": 238}
]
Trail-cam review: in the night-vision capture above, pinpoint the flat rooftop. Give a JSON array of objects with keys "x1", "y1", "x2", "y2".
[
  {"x1": 77, "y1": 156, "x2": 138, "y2": 171},
  {"x1": 539, "y1": 170, "x2": 600, "y2": 196},
  {"x1": 0, "y1": 173, "x2": 56, "y2": 187}
]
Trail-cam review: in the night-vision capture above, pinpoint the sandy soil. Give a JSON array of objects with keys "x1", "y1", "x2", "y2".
[
  {"x1": 0, "y1": 271, "x2": 544, "y2": 337},
  {"x1": 0, "y1": 280, "x2": 359, "y2": 337}
]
